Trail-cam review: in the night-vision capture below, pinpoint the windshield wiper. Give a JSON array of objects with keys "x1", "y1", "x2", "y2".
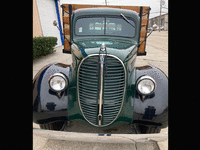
[{"x1": 120, "y1": 13, "x2": 135, "y2": 28}]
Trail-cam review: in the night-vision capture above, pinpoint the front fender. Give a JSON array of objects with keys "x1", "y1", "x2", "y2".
[
  {"x1": 133, "y1": 65, "x2": 168, "y2": 128},
  {"x1": 33, "y1": 63, "x2": 71, "y2": 124}
]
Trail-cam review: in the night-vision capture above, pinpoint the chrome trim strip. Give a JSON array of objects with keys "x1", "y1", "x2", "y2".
[
  {"x1": 77, "y1": 54, "x2": 127, "y2": 127},
  {"x1": 98, "y1": 55, "x2": 104, "y2": 125}
]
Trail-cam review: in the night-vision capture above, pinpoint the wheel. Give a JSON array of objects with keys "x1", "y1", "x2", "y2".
[
  {"x1": 139, "y1": 124, "x2": 161, "y2": 133},
  {"x1": 39, "y1": 121, "x2": 65, "y2": 131}
]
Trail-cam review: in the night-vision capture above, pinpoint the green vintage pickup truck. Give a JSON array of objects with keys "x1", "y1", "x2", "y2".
[{"x1": 33, "y1": 5, "x2": 168, "y2": 134}]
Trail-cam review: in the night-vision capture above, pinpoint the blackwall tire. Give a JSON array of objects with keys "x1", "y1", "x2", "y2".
[
  {"x1": 146, "y1": 127, "x2": 161, "y2": 133},
  {"x1": 139, "y1": 125, "x2": 161, "y2": 133},
  {"x1": 39, "y1": 121, "x2": 65, "y2": 131}
]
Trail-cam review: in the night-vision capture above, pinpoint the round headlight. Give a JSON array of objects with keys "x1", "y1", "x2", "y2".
[
  {"x1": 136, "y1": 76, "x2": 156, "y2": 95},
  {"x1": 48, "y1": 73, "x2": 68, "y2": 92}
]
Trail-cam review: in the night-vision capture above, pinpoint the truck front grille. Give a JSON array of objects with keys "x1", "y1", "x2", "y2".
[{"x1": 78, "y1": 54, "x2": 126, "y2": 127}]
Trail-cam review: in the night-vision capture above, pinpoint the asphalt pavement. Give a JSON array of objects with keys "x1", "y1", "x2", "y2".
[{"x1": 33, "y1": 31, "x2": 168, "y2": 149}]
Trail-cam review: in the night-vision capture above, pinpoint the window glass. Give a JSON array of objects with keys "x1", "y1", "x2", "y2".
[
  {"x1": 75, "y1": 17, "x2": 104, "y2": 35},
  {"x1": 105, "y1": 18, "x2": 135, "y2": 37},
  {"x1": 75, "y1": 16, "x2": 135, "y2": 37}
]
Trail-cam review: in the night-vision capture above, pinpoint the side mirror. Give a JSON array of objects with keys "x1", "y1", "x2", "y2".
[
  {"x1": 53, "y1": 20, "x2": 71, "y2": 54},
  {"x1": 53, "y1": 20, "x2": 57, "y2": 26}
]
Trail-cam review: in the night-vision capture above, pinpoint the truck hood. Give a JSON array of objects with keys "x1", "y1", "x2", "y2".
[{"x1": 73, "y1": 37, "x2": 138, "y2": 62}]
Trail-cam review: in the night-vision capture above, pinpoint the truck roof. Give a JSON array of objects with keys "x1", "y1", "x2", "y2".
[{"x1": 73, "y1": 7, "x2": 139, "y2": 20}]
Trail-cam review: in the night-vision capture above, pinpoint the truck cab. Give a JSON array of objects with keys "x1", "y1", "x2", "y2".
[{"x1": 33, "y1": 6, "x2": 168, "y2": 134}]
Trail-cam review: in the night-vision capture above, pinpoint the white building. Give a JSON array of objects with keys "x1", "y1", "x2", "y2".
[
  {"x1": 33, "y1": 0, "x2": 64, "y2": 47},
  {"x1": 149, "y1": 13, "x2": 168, "y2": 31}
]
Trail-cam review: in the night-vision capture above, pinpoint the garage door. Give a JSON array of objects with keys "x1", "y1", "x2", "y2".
[{"x1": 36, "y1": 0, "x2": 62, "y2": 47}]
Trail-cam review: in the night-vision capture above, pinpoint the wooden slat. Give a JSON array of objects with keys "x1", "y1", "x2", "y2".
[
  {"x1": 62, "y1": 4, "x2": 69, "y2": 11},
  {"x1": 138, "y1": 43, "x2": 145, "y2": 53},
  {"x1": 141, "y1": 26, "x2": 146, "y2": 31},
  {"x1": 139, "y1": 37, "x2": 145, "y2": 44},
  {"x1": 62, "y1": 4, "x2": 149, "y2": 13},
  {"x1": 64, "y1": 39, "x2": 70, "y2": 51},
  {"x1": 140, "y1": 30, "x2": 147, "y2": 37},
  {"x1": 65, "y1": 35, "x2": 70, "y2": 40},
  {"x1": 138, "y1": 35, "x2": 146, "y2": 54},
  {"x1": 72, "y1": 4, "x2": 94, "y2": 10},
  {"x1": 63, "y1": 16, "x2": 69, "y2": 24},
  {"x1": 141, "y1": 18, "x2": 148, "y2": 26},
  {"x1": 63, "y1": 26, "x2": 70, "y2": 35},
  {"x1": 143, "y1": 6, "x2": 150, "y2": 14}
]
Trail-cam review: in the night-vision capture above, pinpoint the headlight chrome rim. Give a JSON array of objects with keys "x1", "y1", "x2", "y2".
[
  {"x1": 136, "y1": 75, "x2": 156, "y2": 96},
  {"x1": 48, "y1": 73, "x2": 68, "y2": 92}
]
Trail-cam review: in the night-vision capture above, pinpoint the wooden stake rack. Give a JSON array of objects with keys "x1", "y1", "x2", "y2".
[{"x1": 61, "y1": 4, "x2": 151, "y2": 55}]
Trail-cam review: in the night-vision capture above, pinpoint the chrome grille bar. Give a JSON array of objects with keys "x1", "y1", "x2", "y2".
[
  {"x1": 77, "y1": 54, "x2": 126, "y2": 127},
  {"x1": 98, "y1": 55, "x2": 104, "y2": 125}
]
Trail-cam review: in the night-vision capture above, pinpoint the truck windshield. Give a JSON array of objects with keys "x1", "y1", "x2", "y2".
[{"x1": 75, "y1": 17, "x2": 135, "y2": 37}]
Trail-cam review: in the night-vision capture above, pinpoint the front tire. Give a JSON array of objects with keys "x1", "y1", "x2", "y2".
[
  {"x1": 39, "y1": 121, "x2": 65, "y2": 131},
  {"x1": 139, "y1": 125, "x2": 161, "y2": 133}
]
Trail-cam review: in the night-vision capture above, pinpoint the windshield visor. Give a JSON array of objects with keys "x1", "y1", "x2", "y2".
[{"x1": 75, "y1": 17, "x2": 136, "y2": 37}]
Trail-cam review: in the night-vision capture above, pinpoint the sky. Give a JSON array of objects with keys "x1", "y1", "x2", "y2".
[{"x1": 60, "y1": 0, "x2": 168, "y2": 19}]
